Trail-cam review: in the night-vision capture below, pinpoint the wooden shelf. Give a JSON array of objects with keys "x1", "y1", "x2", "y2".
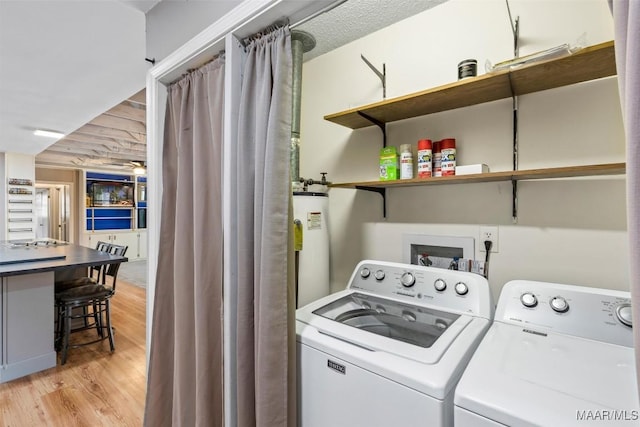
[
  {"x1": 329, "y1": 163, "x2": 625, "y2": 189},
  {"x1": 324, "y1": 41, "x2": 616, "y2": 129}
]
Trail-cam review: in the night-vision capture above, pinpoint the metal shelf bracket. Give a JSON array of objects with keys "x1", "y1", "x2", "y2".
[
  {"x1": 356, "y1": 110, "x2": 388, "y2": 218},
  {"x1": 357, "y1": 111, "x2": 387, "y2": 147},
  {"x1": 355, "y1": 186, "x2": 387, "y2": 219},
  {"x1": 361, "y1": 54, "x2": 386, "y2": 99},
  {"x1": 506, "y1": 0, "x2": 520, "y2": 223}
]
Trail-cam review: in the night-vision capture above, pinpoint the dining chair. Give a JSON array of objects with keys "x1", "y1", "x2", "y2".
[{"x1": 55, "y1": 244, "x2": 128, "y2": 364}]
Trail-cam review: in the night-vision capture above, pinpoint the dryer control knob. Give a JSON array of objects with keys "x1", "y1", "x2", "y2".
[
  {"x1": 616, "y1": 303, "x2": 633, "y2": 327},
  {"x1": 550, "y1": 296, "x2": 569, "y2": 313},
  {"x1": 520, "y1": 293, "x2": 538, "y2": 308},
  {"x1": 374, "y1": 270, "x2": 385, "y2": 281},
  {"x1": 360, "y1": 268, "x2": 370, "y2": 278},
  {"x1": 401, "y1": 272, "x2": 415, "y2": 287},
  {"x1": 455, "y1": 282, "x2": 469, "y2": 296},
  {"x1": 434, "y1": 279, "x2": 447, "y2": 292}
]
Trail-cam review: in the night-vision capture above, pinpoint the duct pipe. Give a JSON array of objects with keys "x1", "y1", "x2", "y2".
[{"x1": 290, "y1": 30, "x2": 316, "y2": 184}]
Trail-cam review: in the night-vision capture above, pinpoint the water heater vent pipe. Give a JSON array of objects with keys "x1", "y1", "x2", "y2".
[{"x1": 290, "y1": 30, "x2": 316, "y2": 185}]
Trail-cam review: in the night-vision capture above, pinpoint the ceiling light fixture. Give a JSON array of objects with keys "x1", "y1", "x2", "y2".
[
  {"x1": 133, "y1": 166, "x2": 146, "y2": 175},
  {"x1": 34, "y1": 129, "x2": 65, "y2": 139}
]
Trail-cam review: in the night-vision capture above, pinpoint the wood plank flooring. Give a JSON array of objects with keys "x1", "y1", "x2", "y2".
[{"x1": 0, "y1": 280, "x2": 147, "y2": 426}]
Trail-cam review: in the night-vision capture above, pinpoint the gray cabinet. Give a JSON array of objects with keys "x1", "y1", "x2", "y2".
[{"x1": 0, "y1": 272, "x2": 56, "y2": 383}]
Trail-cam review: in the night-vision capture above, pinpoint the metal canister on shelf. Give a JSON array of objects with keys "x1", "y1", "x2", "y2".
[
  {"x1": 440, "y1": 138, "x2": 456, "y2": 176},
  {"x1": 417, "y1": 139, "x2": 433, "y2": 178},
  {"x1": 458, "y1": 59, "x2": 477, "y2": 80},
  {"x1": 433, "y1": 140, "x2": 442, "y2": 177}
]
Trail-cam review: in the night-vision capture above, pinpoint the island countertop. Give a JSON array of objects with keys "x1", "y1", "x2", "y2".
[{"x1": 0, "y1": 241, "x2": 128, "y2": 277}]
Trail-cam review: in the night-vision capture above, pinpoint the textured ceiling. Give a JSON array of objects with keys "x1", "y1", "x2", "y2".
[{"x1": 296, "y1": 0, "x2": 448, "y2": 61}]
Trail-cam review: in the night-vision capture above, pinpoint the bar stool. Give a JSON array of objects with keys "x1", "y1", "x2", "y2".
[
  {"x1": 55, "y1": 244, "x2": 127, "y2": 364},
  {"x1": 55, "y1": 240, "x2": 111, "y2": 293}
]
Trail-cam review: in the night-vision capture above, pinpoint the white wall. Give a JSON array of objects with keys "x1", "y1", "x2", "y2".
[
  {"x1": 145, "y1": 1, "x2": 242, "y2": 63},
  {"x1": 4, "y1": 153, "x2": 36, "y2": 241},
  {"x1": 299, "y1": 0, "x2": 626, "y2": 300}
]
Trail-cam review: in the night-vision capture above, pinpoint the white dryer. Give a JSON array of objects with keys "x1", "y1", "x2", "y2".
[
  {"x1": 296, "y1": 260, "x2": 494, "y2": 427},
  {"x1": 454, "y1": 280, "x2": 639, "y2": 426}
]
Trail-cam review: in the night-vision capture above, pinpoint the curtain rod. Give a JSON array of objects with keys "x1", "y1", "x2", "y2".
[
  {"x1": 290, "y1": 0, "x2": 349, "y2": 29},
  {"x1": 240, "y1": 0, "x2": 348, "y2": 47}
]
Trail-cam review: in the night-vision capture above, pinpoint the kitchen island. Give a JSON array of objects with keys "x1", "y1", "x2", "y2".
[{"x1": 0, "y1": 240, "x2": 127, "y2": 382}]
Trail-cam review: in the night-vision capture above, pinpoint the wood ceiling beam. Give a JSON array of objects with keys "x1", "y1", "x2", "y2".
[
  {"x1": 89, "y1": 115, "x2": 146, "y2": 134},
  {"x1": 41, "y1": 145, "x2": 145, "y2": 161},
  {"x1": 54, "y1": 137, "x2": 147, "y2": 154},
  {"x1": 74, "y1": 124, "x2": 145, "y2": 144},
  {"x1": 127, "y1": 89, "x2": 146, "y2": 106},
  {"x1": 36, "y1": 155, "x2": 134, "y2": 172},
  {"x1": 62, "y1": 133, "x2": 146, "y2": 148},
  {"x1": 104, "y1": 103, "x2": 145, "y2": 123},
  {"x1": 36, "y1": 152, "x2": 86, "y2": 165},
  {"x1": 39, "y1": 89, "x2": 147, "y2": 168}
]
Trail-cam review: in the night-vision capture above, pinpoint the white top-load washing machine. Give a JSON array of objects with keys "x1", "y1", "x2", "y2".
[
  {"x1": 454, "y1": 280, "x2": 639, "y2": 426},
  {"x1": 296, "y1": 260, "x2": 494, "y2": 427}
]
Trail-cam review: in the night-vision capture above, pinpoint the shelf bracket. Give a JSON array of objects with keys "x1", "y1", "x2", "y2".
[
  {"x1": 355, "y1": 186, "x2": 387, "y2": 219},
  {"x1": 361, "y1": 54, "x2": 386, "y2": 99},
  {"x1": 357, "y1": 111, "x2": 387, "y2": 148},
  {"x1": 506, "y1": 0, "x2": 520, "y2": 222},
  {"x1": 505, "y1": 0, "x2": 520, "y2": 57}
]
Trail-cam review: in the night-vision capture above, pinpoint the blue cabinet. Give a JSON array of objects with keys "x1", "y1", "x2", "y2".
[{"x1": 85, "y1": 172, "x2": 147, "y2": 231}]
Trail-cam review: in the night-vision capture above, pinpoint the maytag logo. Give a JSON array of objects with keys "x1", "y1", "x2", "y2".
[
  {"x1": 523, "y1": 328, "x2": 547, "y2": 337},
  {"x1": 327, "y1": 359, "x2": 346, "y2": 375}
]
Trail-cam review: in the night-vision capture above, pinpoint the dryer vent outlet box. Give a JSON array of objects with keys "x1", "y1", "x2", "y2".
[{"x1": 403, "y1": 234, "x2": 475, "y2": 269}]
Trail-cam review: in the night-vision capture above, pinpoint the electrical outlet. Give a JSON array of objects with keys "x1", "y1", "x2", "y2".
[{"x1": 480, "y1": 225, "x2": 499, "y2": 253}]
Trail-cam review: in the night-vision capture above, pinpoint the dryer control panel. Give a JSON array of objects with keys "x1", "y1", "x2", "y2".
[
  {"x1": 347, "y1": 260, "x2": 494, "y2": 319},
  {"x1": 496, "y1": 280, "x2": 632, "y2": 348}
]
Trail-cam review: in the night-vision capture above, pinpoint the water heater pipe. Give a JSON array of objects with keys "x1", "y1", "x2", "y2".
[{"x1": 290, "y1": 30, "x2": 316, "y2": 184}]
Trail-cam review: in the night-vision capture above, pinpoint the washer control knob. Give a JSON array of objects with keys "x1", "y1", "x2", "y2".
[
  {"x1": 520, "y1": 293, "x2": 538, "y2": 308},
  {"x1": 434, "y1": 278, "x2": 447, "y2": 292},
  {"x1": 550, "y1": 296, "x2": 569, "y2": 313},
  {"x1": 374, "y1": 270, "x2": 385, "y2": 281},
  {"x1": 455, "y1": 282, "x2": 469, "y2": 296},
  {"x1": 360, "y1": 268, "x2": 370, "y2": 278},
  {"x1": 616, "y1": 303, "x2": 633, "y2": 327},
  {"x1": 401, "y1": 272, "x2": 415, "y2": 287}
]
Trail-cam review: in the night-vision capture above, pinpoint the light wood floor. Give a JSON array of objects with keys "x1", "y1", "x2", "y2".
[{"x1": 0, "y1": 280, "x2": 147, "y2": 426}]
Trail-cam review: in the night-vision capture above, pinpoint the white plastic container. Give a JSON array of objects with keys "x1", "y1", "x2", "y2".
[{"x1": 399, "y1": 144, "x2": 413, "y2": 179}]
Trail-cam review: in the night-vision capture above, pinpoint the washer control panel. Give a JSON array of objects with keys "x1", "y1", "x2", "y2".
[
  {"x1": 497, "y1": 280, "x2": 633, "y2": 347},
  {"x1": 347, "y1": 260, "x2": 494, "y2": 319}
]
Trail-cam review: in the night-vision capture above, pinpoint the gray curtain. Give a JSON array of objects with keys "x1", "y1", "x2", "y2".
[
  {"x1": 144, "y1": 57, "x2": 225, "y2": 426},
  {"x1": 234, "y1": 26, "x2": 296, "y2": 427},
  {"x1": 609, "y1": 0, "x2": 640, "y2": 398}
]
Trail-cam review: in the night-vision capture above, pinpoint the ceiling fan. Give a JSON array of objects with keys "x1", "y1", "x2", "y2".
[{"x1": 128, "y1": 160, "x2": 147, "y2": 175}]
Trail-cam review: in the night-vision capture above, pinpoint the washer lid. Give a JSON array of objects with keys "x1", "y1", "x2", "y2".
[
  {"x1": 454, "y1": 323, "x2": 640, "y2": 426},
  {"x1": 298, "y1": 290, "x2": 471, "y2": 364},
  {"x1": 314, "y1": 292, "x2": 459, "y2": 349}
]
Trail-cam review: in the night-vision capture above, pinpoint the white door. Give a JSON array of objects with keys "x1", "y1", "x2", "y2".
[{"x1": 34, "y1": 188, "x2": 49, "y2": 239}]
